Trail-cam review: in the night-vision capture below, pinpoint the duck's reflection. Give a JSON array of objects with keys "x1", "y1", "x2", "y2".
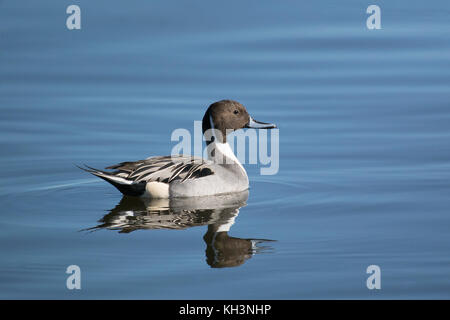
[{"x1": 88, "y1": 191, "x2": 275, "y2": 268}]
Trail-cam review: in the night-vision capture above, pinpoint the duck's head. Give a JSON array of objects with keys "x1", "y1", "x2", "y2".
[{"x1": 202, "y1": 100, "x2": 277, "y2": 143}]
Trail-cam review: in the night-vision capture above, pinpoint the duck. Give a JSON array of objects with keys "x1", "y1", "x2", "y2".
[{"x1": 81, "y1": 99, "x2": 276, "y2": 198}]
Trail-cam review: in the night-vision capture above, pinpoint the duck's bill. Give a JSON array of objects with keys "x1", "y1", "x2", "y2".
[{"x1": 245, "y1": 117, "x2": 277, "y2": 129}]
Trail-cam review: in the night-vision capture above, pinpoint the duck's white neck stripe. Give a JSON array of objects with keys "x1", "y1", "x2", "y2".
[
  {"x1": 209, "y1": 114, "x2": 215, "y2": 132},
  {"x1": 207, "y1": 115, "x2": 245, "y2": 173},
  {"x1": 214, "y1": 142, "x2": 244, "y2": 167}
]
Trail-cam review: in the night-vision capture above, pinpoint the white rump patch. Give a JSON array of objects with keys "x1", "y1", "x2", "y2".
[{"x1": 144, "y1": 181, "x2": 170, "y2": 198}]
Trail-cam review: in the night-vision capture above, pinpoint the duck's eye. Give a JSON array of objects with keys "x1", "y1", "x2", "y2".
[{"x1": 233, "y1": 110, "x2": 239, "y2": 115}]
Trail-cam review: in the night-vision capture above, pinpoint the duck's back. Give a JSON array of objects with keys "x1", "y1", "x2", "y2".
[{"x1": 82, "y1": 155, "x2": 248, "y2": 198}]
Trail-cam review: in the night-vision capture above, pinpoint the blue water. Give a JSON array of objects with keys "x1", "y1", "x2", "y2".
[{"x1": 1, "y1": 0, "x2": 449, "y2": 299}]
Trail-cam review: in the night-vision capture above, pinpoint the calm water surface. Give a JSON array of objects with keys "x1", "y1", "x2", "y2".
[{"x1": 1, "y1": 0, "x2": 450, "y2": 299}]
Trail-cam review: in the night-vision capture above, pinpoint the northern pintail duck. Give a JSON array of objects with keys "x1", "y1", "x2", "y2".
[{"x1": 81, "y1": 100, "x2": 276, "y2": 198}]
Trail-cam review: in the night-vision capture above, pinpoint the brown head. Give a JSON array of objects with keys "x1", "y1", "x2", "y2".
[{"x1": 202, "y1": 100, "x2": 276, "y2": 143}]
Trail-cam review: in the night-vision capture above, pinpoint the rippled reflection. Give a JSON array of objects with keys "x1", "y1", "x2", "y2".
[{"x1": 87, "y1": 190, "x2": 275, "y2": 268}]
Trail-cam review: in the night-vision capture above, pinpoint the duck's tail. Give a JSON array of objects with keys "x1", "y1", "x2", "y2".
[{"x1": 77, "y1": 165, "x2": 146, "y2": 197}]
